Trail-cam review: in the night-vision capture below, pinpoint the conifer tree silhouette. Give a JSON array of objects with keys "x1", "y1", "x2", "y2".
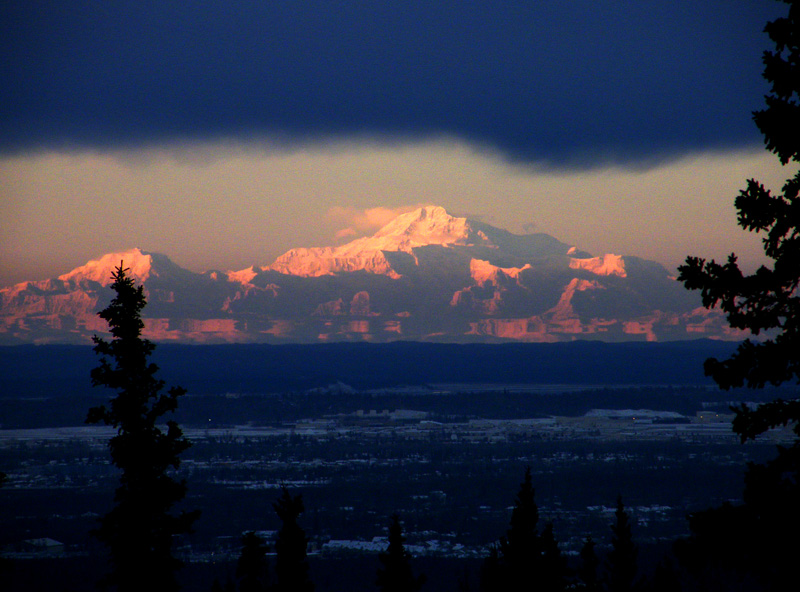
[
  {"x1": 237, "y1": 531, "x2": 269, "y2": 592},
  {"x1": 272, "y1": 487, "x2": 313, "y2": 592},
  {"x1": 606, "y1": 496, "x2": 637, "y2": 592},
  {"x1": 376, "y1": 514, "x2": 425, "y2": 592},
  {"x1": 540, "y1": 522, "x2": 567, "y2": 592},
  {"x1": 678, "y1": 0, "x2": 800, "y2": 406},
  {"x1": 483, "y1": 468, "x2": 571, "y2": 591},
  {"x1": 676, "y1": 3, "x2": 800, "y2": 588},
  {"x1": 87, "y1": 263, "x2": 198, "y2": 591},
  {"x1": 499, "y1": 466, "x2": 541, "y2": 589},
  {"x1": 479, "y1": 545, "x2": 502, "y2": 592},
  {"x1": 480, "y1": 467, "x2": 548, "y2": 591},
  {"x1": 0, "y1": 471, "x2": 10, "y2": 584},
  {"x1": 578, "y1": 536, "x2": 599, "y2": 591}
]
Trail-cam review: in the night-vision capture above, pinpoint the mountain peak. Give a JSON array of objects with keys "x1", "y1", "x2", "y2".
[
  {"x1": 365, "y1": 205, "x2": 487, "y2": 252},
  {"x1": 58, "y1": 248, "x2": 154, "y2": 286},
  {"x1": 263, "y1": 206, "x2": 487, "y2": 278},
  {"x1": 2, "y1": 211, "x2": 736, "y2": 344}
]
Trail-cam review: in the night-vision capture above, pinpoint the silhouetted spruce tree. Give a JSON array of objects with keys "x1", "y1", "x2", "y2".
[
  {"x1": 498, "y1": 467, "x2": 541, "y2": 589},
  {"x1": 478, "y1": 545, "x2": 501, "y2": 592},
  {"x1": 376, "y1": 514, "x2": 425, "y2": 592},
  {"x1": 606, "y1": 496, "x2": 637, "y2": 592},
  {"x1": 577, "y1": 536, "x2": 599, "y2": 591},
  {"x1": 272, "y1": 487, "x2": 313, "y2": 592},
  {"x1": 674, "y1": 4, "x2": 800, "y2": 589},
  {"x1": 0, "y1": 471, "x2": 11, "y2": 584},
  {"x1": 237, "y1": 531, "x2": 269, "y2": 592},
  {"x1": 540, "y1": 521, "x2": 568, "y2": 592},
  {"x1": 478, "y1": 467, "x2": 546, "y2": 591},
  {"x1": 87, "y1": 264, "x2": 198, "y2": 591},
  {"x1": 483, "y1": 468, "x2": 570, "y2": 591},
  {"x1": 678, "y1": 0, "x2": 800, "y2": 400},
  {"x1": 675, "y1": 457, "x2": 800, "y2": 590}
]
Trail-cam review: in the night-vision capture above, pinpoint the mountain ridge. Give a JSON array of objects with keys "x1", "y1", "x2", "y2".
[
  {"x1": 260, "y1": 206, "x2": 581, "y2": 279},
  {"x1": 1, "y1": 206, "x2": 741, "y2": 344}
]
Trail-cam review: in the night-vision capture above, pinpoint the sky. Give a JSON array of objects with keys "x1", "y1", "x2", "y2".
[{"x1": 0, "y1": 1, "x2": 794, "y2": 287}]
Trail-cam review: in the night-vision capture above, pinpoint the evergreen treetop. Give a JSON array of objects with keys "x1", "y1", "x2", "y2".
[
  {"x1": 273, "y1": 487, "x2": 314, "y2": 592},
  {"x1": 540, "y1": 521, "x2": 567, "y2": 592},
  {"x1": 678, "y1": 0, "x2": 799, "y2": 402},
  {"x1": 484, "y1": 467, "x2": 548, "y2": 591},
  {"x1": 606, "y1": 496, "x2": 637, "y2": 592},
  {"x1": 376, "y1": 514, "x2": 425, "y2": 592},
  {"x1": 87, "y1": 264, "x2": 198, "y2": 592},
  {"x1": 237, "y1": 531, "x2": 269, "y2": 592},
  {"x1": 675, "y1": 6, "x2": 800, "y2": 586},
  {"x1": 499, "y1": 466, "x2": 540, "y2": 568},
  {"x1": 578, "y1": 536, "x2": 599, "y2": 592}
]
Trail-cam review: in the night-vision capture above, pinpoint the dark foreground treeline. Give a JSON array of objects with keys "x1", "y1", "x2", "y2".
[
  {"x1": 1, "y1": 418, "x2": 794, "y2": 591},
  {"x1": 178, "y1": 459, "x2": 800, "y2": 592},
  {"x1": 3, "y1": 460, "x2": 790, "y2": 592}
]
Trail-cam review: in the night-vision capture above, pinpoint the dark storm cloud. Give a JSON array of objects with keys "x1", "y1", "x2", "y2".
[{"x1": 0, "y1": 1, "x2": 782, "y2": 164}]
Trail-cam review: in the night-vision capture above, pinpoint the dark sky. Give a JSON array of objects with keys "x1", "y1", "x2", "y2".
[{"x1": 0, "y1": 1, "x2": 782, "y2": 165}]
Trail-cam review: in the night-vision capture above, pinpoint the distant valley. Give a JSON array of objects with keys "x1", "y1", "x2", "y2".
[{"x1": 0, "y1": 340, "x2": 749, "y2": 403}]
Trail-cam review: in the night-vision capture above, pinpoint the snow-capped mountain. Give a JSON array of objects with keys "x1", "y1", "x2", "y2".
[
  {"x1": 265, "y1": 206, "x2": 488, "y2": 278},
  {"x1": 0, "y1": 206, "x2": 742, "y2": 344}
]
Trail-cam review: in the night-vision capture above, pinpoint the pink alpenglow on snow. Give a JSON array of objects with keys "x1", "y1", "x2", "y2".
[
  {"x1": 569, "y1": 254, "x2": 627, "y2": 277},
  {"x1": 0, "y1": 206, "x2": 740, "y2": 344},
  {"x1": 262, "y1": 206, "x2": 485, "y2": 279},
  {"x1": 58, "y1": 249, "x2": 154, "y2": 286},
  {"x1": 470, "y1": 259, "x2": 532, "y2": 287}
]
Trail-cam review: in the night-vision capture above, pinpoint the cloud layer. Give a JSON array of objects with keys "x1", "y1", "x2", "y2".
[
  {"x1": 329, "y1": 205, "x2": 424, "y2": 240},
  {"x1": 0, "y1": 1, "x2": 782, "y2": 163}
]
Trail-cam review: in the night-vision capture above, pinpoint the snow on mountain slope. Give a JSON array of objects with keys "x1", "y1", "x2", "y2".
[
  {"x1": 1, "y1": 205, "x2": 741, "y2": 344},
  {"x1": 549, "y1": 278, "x2": 605, "y2": 319},
  {"x1": 266, "y1": 247, "x2": 400, "y2": 278},
  {"x1": 0, "y1": 248, "x2": 155, "y2": 321},
  {"x1": 59, "y1": 248, "x2": 154, "y2": 285},
  {"x1": 569, "y1": 254, "x2": 627, "y2": 277},
  {"x1": 367, "y1": 205, "x2": 484, "y2": 251},
  {"x1": 469, "y1": 259, "x2": 531, "y2": 286},
  {"x1": 226, "y1": 266, "x2": 258, "y2": 285},
  {"x1": 262, "y1": 206, "x2": 495, "y2": 278}
]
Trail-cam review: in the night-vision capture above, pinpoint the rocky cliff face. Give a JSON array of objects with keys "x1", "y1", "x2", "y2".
[{"x1": 0, "y1": 207, "x2": 742, "y2": 344}]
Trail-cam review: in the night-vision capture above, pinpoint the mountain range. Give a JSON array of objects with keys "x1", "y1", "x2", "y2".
[{"x1": 0, "y1": 206, "x2": 741, "y2": 344}]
